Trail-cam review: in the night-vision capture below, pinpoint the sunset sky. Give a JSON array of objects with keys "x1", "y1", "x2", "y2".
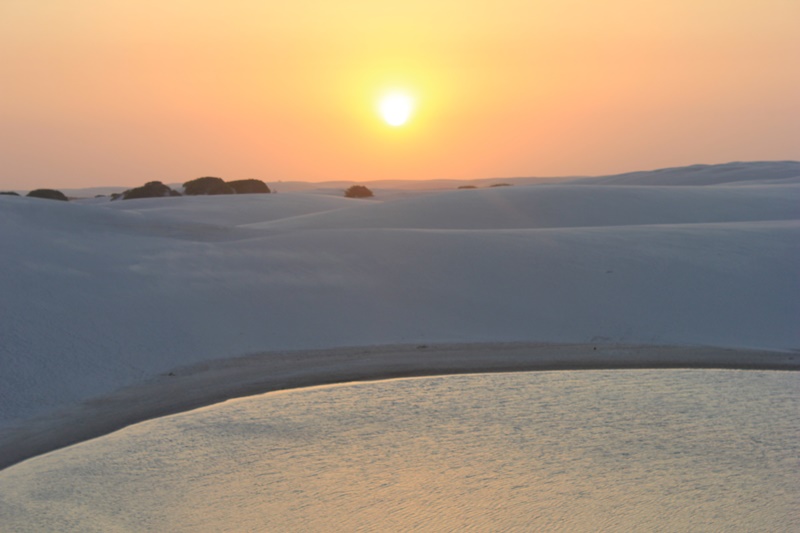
[{"x1": 2, "y1": 1, "x2": 798, "y2": 189}]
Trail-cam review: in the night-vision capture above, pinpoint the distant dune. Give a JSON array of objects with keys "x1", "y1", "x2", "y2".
[
  {"x1": 51, "y1": 160, "x2": 800, "y2": 198},
  {"x1": 569, "y1": 160, "x2": 800, "y2": 186}
]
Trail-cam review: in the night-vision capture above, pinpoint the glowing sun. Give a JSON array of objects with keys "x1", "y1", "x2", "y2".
[{"x1": 378, "y1": 92, "x2": 414, "y2": 127}]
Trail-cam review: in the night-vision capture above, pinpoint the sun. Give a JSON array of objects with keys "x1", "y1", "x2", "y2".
[{"x1": 378, "y1": 92, "x2": 414, "y2": 127}]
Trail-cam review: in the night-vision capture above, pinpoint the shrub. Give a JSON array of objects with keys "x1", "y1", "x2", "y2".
[
  {"x1": 457, "y1": 185, "x2": 477, "y2": 189},
  {"x1": 0, "y1": 191, "x2": 20, "y2": 196},
  {"x1": 228, "y1": 179, "x2": 271, "y2": 194},
  {"x1": 489, "y1": 183, "x2": 512, "y2": 188},
  {"x1": 183, "y1": 176, "x2": 233, "y2": 195},
  {"x1": 27, "y1": 189, "x2": 68, "y2": 201},
  {"x1": 122, "y1": 181, "x2": 181, "y2": 200},
  {"x1": 344, "y1": 185, "x2": 374, "y2": 198}
]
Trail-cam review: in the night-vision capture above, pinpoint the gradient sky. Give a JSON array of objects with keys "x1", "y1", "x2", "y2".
[{"x1": 2, "y1": 1, "x2": 798, "y2": 189}]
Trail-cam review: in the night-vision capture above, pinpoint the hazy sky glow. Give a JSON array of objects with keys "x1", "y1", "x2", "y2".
[{"x1": 1, "y1": 1, "x2": 798, "y2": 189}]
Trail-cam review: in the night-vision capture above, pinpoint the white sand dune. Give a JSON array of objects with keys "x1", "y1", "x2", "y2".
[
  {"x1": 99, "y1": 192, "x2": 361, "y2": 227},
  {"x1": 248, "y1": 183, "x2": 800, "y2": 231},
  {"x1": 569, "y1": 160, "x2": 800, "y2": 186},
  {"x1": 1, "y1": 162, "x2": 798, "y2": 469}
]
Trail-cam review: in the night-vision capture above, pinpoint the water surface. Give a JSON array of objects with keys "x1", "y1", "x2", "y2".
[{"x1": 1, "y1": 370, "x2": 798, "y2": 531}]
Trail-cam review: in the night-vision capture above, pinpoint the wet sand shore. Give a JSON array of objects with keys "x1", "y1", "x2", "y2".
[{"x1": 1, "y1": 342, "x2": 797, "y2": 471}]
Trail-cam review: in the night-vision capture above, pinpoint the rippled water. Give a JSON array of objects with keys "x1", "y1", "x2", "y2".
[{"x1": 1, "y1": 370, "x2": 798, "y2": 531}]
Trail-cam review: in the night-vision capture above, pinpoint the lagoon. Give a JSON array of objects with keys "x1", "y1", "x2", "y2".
[{"x1": 1, "y1": 369, "x2": 798, "y2": 531}]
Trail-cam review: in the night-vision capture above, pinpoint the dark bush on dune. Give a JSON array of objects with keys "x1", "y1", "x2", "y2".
[
  {"x1": 458, "y1": 185, "x2": 477, "y2": 189},
  {"x1": 489, "y1": 183, "x2": 512, "y2": 188},
  {"x1": 344, "y1": 185, "x2": 374, "y2": 198},
  {"x1": 183, "y1": 176, "x2": 233, "y2": 196},
  {"x1": 1, "y1": 191, "x2": 20, "y2": 196},
  {"x1": 122, "y1": 181, "x2": 181, "y2": 200},
  {"x1": 27, "y1": 189, "x2": 69, "y2": 201},
  {"x1": 228, "y1": 179, "x2": 271, "y2": 194}
]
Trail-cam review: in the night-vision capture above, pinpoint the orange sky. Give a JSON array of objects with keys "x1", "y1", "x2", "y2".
[{"x1": 1, "y1": 1, "x2": 798, "y2": 189}]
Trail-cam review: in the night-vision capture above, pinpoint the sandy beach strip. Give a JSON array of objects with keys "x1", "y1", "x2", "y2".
[{"x1": 1, "y1": 342, "x2": 797, "y2": 471}]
